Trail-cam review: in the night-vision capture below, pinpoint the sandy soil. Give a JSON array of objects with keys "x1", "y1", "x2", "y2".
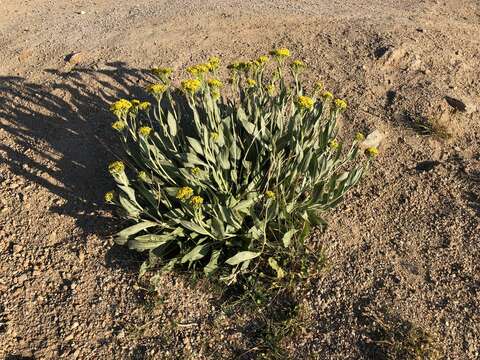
[{"x1": 1, "y1": 0, "x2": 479, "y2": 359}]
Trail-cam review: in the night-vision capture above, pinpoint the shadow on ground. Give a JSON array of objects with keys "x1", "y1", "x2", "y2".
[{"x1": 0, "y1": 62, "x2": 153, "y2": 245}]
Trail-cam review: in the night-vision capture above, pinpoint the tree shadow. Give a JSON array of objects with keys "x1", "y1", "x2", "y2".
[{"x1": 0, "y1": 62, "x2": 154, "y2": 244}]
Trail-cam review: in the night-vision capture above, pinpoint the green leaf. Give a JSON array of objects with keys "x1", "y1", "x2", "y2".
[
  {"x1": 225, "y1": 251, "x2": 261, "y2": 266},
  {"x1": 115, "y1": 221, "x2": 158, "y2": 245},
  {"x1": 128, "y1": 228, "x2": 184, "y2": 251},
  {"x1": 186, "y1": 136, "x2": 204, "y2": 155},
  {"x1": 118, "y1": 193, "x2": 141, "y2": 218},
  {"x1": 211, "y1": 217, "x2": 225, "y2": 240},
  {"x1": 233, "y1": 198, "x2": 257, "y2": 213},
  {"x1": 282, "y1": 229, "x2": 298, "y2": 248},
  {"x1": 167, "y1": 111, "x2": 177, "y2": 136},
  {"x1": 179, "y1": 220, "x2": 211, "y2": 236},
  {"x1": 181, "y1": 243, "x2": 209, "y2": 263},
  {"x1": 204, "y1": 249, "x2": 221, "y2": 275}
]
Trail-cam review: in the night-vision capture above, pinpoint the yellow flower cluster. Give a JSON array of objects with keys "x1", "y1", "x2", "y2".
[
  {"x1": 257, "y1": 55, "x2": 270, "y2": 64},
  {"x1": 138, "y1": 126, "x2": 152, "y2": 137},
  {"x1": 265, "y1": 190, "x2": 276, "y2": 199},
  {"x1": 334, "y1": 99, "x2": 347, "y2": 112},
  {"x1": 187, "y1": 64, "x2": 210, "y2": 76},
  {"x1": 314, "y1": 81, "x2": 324, "y2": 92},
  {"x1": 176, "y1": 186, "x2": 193, "y2": 200},
  {"x1": 210, "y1": 132, "x2": 219, "y2": 141},
  {"x1": 366, "y1": 147, "x2": 379, "y2": 157},
  {"x1": 207, "y1": 78, "x2": 223, "y2": 88},
  {"x1": 104, "y1": 191, "x2": 115, "y2": 203},
  {"x1": 181, "y1": 79, "x2": 202, "y2": 93},
  {"x1": 296, "y1": 95, "x2": 315, "y2": 111},
  {"x1": 108, "y1": 161, "x2": 125, "y2": 174},
  {"x1": 291, "y1": 59, "x2": 305, "y2": 69},
  {"x1": 190, "y1": 167, "x2": 201, "y2": 176},
  {"x1": 190, "y1": 195, "x2": 204, "y2": 208},
  {"x1": 270, "y1": 48, "x2": 291, "y2": 58},
  {"x1": 152, "y1": 67, "x2": 173, "y2": 76},
  {"x1": 322, "y1": 91, "x2": 334, "y2": 101},
  {"x1": 112, "y1": 120, "x2": 126, "y2": 131},
  {"x1": 246, "y1": 78, "x2": 257, "y2": 87},
  {"x1": 355, "y1": 132, "x2": 365, "y2": 141},
  {"x1": 138, "y1": 101, "x2": 151, "y2": 111},
  {"x1": 137, "y1": 171, "x2": 150, "y2": 182},
  {"x1": 146, "y1": 83, "x2": 167, "y2": 95},
  {"x1": 110, "y1": 99, "x2": 132, "y2": 116},
  {"x1": 328, "y1": 139, "x2": 339, "y2": 149},
  {"x1": 208, "y1": 56, "x2": 220, "y2": 70},
  {"x1": 267, "y1": 84, "x2": 276, "y2": 96}
]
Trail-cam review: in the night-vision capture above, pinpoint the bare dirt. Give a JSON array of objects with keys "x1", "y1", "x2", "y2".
[{"x1": 1, "y1": 0, "x2": 479, "y2": 359}]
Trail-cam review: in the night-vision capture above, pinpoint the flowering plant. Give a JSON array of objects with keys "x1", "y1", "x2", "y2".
[{"x1": 105, "y1": 49, "x2": 377, "y2": 283}]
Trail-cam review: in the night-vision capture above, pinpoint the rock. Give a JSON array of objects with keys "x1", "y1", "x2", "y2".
[
  {"x1": 64, "y1": 52, "x2": 86, "y2": 66},
  {"x1": 17, "y1": 273, "x2": 28, "y2": 285},
  {"x1": 12, "y1": 244, "x2": 23, "y2": 255},
  {"x1": 379, "y1": 47, "x2": 407, "y2": 67},
  {"x1": 360, "y1": 130, "x2": 385, "y2": 149},
  {"x1": 48, "y1": 231, "x2": 59, "y2": 245}
]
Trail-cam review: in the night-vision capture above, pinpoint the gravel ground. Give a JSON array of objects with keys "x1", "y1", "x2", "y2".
[{"x1": 1, "y1": 0, "x2": 479, "y2": 358}]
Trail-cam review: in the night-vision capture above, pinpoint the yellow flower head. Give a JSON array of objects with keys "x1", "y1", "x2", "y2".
[
  {"x1": 186, "y1": 66, "x2": 198, "y2": 76},
  {"x1": 208, "y1": 56, "x2": 220, "y2": 70},
  {"x1": 190, "y1": 167, "x2": 201, "y2": 176},
  {"x1": 265, "y1": 190, "x2": 276, "y2": 199},
  {"x1": 146, "y1": 83, "x2": 167, "y2": 95},
  {"x1": 314, "y1": 81, "x2": 324, "y2": 92},
  {"x1": 104, "y1": 191, "x2": 115, "y2": 203},
  {"x1": 355, "y1": 132, "x2": 365, "y2": 141},
  {"x1": 138, "y1": 101, "x2": 151, "y2": 111},
  {"x1": 152, "y1": 67, "x2": 173, "y2": 77},
  {"x1": 207, "y1": 78, "x2": 223, "y2": 88},
  {"x1": 246, "y1": 78, "x2": 257, "y2": 87},
  {"x1": 291, "y1": 59, "x2": 305, "y2": 69},
  {"x1": 334, "y1": 98, "x2": 348, "y2": 112},
  {"x1": 257, "y1": 55, "x2": 270, "y2": 64},
  {"x1": 187, "y1": 64, "x2": 209, "y2": 76},
  {"x1": 112, "y1": 120, "x2": 126, "y2": 131},
  {"x1": 198, "y1": 63, "x2": 210, "y2": 73},
  {"x1": 131, "y1": 99, "x2": 141, "y2": 106},
  {"x1": 181, "y1": 79, "x2": 202, "y2": 94},
  {"x1": 138, "y1": 126, "x2": 152, "y2": 137},
  {"x1": 322, "y1": 91, "x2": 334, "y2": 101},
  {"x1": 210, "y1": 132, "x2": 219, "y2": 141},
  {"x1": 108, "y1": 161, "x2": 125, "y2": 174},
  {"x1": 328, "y1": 139, "x2": 339, "y2": 149},
  {"x1": 270, "y1": 48, "x2": 291, "y2": 58},
  {"x1": 267, "y1": 84, "x2": 276, "y2": 96},
  {"x1": 189, "y1": 195, "x2": 204, "y2": 208},
  {"x1": 365, "y1": 147, "x2": 379, "y2": 157},
  {"x1": 110, "y1": 99, "x2": 132, "y2": 115},
  {"x1": 176, "y1": 186, "x2": 194, "y2": 200},
  {"x1": 296, "y1": 95, "x2": 315, "y2": 111},
  {"x1": 137, "y1": 171, "x2": 150, "y2": 182}
]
